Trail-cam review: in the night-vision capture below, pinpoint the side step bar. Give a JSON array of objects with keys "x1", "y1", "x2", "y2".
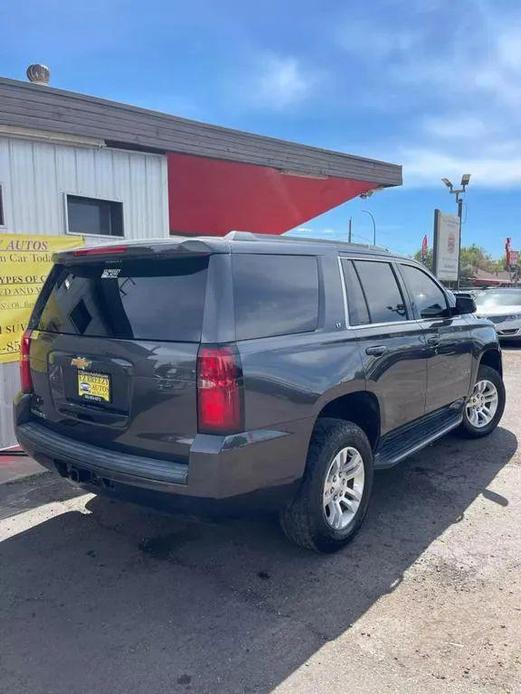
[{"x1": 374, "y1": 402, "x2": 464, "y2": 470}]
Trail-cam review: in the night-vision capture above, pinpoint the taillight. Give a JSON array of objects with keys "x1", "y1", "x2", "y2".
[
  {"x1": 20, "y1": 329, "x2": 33, "y2": 393},
  {"x1": 197, "y1": 345, "x2": 243, "y2": 434}
]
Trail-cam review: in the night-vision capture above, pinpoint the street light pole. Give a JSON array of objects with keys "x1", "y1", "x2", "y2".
[
  {"x1": 455, "y1": 193, "x2": 464, "y2": 290},
  {"x1": 441, "y1": 174, "x2": 471, "y2": 289},
  {"x1": 361, "y1": 210, "x2": 376, "y2": 245}
]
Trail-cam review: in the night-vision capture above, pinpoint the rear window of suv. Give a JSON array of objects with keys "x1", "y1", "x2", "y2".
[
  {"x1": 233, "y1": 254, "x2": 319, "y2": 340},
  {"x1": 353, "y1": 260, "x2": 407, "y2": 324},
  {"x1": 33, "y1": 256, "x2": 209, "y2": 342}
]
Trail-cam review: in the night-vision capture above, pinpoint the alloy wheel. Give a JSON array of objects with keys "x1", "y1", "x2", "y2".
[
  {"x1": 466, "y1": 379, "x2": 499, "y2": 429},
  {"x1": 323, "y1": 446, "x2": 365, "y2": 530}
]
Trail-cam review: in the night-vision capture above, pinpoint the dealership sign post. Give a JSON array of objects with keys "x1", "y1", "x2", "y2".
[{"x1": 432, "y1": 209, "x2": 460, "y2": 283}]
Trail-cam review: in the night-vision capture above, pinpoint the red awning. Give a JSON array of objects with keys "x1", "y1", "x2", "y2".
[{"x1": 168, "y1": 153, "x2": 377, "y2": 236}]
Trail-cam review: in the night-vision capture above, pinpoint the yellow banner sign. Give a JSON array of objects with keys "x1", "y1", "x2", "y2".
[{"x1": 0, "y1": 234, "x2": 84, "y2": 364}]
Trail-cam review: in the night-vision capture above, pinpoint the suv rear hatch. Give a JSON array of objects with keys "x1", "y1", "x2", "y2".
[{"x1": 26, "y1": 246, "x2": 210, "y2": 463}]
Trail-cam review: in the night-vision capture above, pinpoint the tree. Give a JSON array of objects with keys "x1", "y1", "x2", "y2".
[
  {"x1": 413, "y1": 248, "x2": 433, "y2": 270},
  {"x1": 413, "y1": 244, "x2": 503, "y2": 281},
  {"x1": 459, "y1": 244, "x2": 498, "y2": 272}
]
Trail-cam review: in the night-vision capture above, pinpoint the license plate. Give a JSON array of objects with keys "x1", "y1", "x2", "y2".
[{"x1": 77, "y1": 371, "x2": 111, "y2": 403}]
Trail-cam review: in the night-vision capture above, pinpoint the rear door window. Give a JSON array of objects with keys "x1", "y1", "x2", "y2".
[
  {"x1": 34, "y1": 256, "x2": 209, "y2": 342},
  {"x1": 233, "y1": 254, "x2": 319, "y2": 340},
  {"x1": 354, "y1": 260, "x2": 408, "y2": 323},
  {"x1": 341, "y1": 259, "x2": 370, "y2": 326}
]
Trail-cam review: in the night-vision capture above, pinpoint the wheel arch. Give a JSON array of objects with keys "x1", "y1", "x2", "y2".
[
  {"x1": 314, "y1": 390, "x2": 381, "y2": 451},
  {"x1": 479, "y1": 347, "x2": 503, "y2": 377}
]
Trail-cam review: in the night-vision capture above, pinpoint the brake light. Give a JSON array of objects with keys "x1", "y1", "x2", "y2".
[
  {"x1": 20, "y1": 329, "x2": 33, "y2": 393},
  {"x1": 73, "y1": 245, "x2": 127, "y2": 256},
  {"x1": 197, "y1": 346, "x2": 243, "y2": 434}
]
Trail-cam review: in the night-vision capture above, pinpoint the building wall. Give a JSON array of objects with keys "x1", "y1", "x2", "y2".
[
  {"x1": 0, "y1": 134, "x2": 169, "y2": 448},
  {"x1": 0, "y1": 135, "x2": 169, "y2": 239}
]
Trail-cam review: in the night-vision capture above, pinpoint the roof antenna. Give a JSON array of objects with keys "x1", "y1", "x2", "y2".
[{"x1": 26, "y1": 64, "x2": 50, "y2": 86}]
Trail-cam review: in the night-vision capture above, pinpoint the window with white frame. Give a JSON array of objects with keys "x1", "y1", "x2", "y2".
[{"x1": 66, "y1": 194, "x2": 124, "y2": 237}]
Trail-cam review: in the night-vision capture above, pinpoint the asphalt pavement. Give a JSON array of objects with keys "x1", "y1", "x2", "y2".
[{"x1": 0, "y1": 348, "x2": 520, "y2": 693}]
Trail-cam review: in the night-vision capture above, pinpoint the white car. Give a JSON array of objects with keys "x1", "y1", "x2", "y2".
[{"x1": 475, "y1": 288, "x2": 521, "y2": 341}]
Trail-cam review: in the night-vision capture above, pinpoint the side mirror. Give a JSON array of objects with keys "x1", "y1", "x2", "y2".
[{"x1": 454, "y1": 295, "x2": 476, "y2": 315}]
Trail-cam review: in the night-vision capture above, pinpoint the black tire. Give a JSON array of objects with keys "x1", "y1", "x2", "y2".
[
  {"x1": 280, "y1": 418, "x2": 374, "y2": 553},
  {"x1": 458, "y1": 364, "x2": 505, "y2": 439}
]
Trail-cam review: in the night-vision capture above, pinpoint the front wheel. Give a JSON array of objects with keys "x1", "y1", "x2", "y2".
[
  {"x1": 280, "y1": 418, "x2": 374, "y2": 553},
  {"x1": 458, "y1": 365, "x2": 505, "y2": 438}
]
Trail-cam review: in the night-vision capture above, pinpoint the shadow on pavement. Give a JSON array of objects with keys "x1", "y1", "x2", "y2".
[
  {"x1": 0, "y1": 472, "x2": 85, "y2": 522},
  {"x1": 0, "y1": 426, "x2": 517, "y2": 693}
]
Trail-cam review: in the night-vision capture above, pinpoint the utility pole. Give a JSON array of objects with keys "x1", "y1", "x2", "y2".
[
  {"x1": 348, "y1": 217, "x2": 352, "y2": 243},
  {"x1": 441, "y1": 174, "x2": 471, "y2": 289}
]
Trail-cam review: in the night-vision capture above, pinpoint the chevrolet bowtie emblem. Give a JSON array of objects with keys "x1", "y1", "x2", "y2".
[{"x1": 70, "y1": 356, "x2": 91, "y2": 370}]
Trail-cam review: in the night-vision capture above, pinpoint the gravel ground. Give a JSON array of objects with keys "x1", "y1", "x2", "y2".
[{"x1": 0, "y1": 349, "x2": 520, "y2": 693}]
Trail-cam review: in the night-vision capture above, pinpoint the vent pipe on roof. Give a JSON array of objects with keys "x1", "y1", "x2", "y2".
[{"x1": 26, "y1": 64, "x2": 50, "y2": 85}]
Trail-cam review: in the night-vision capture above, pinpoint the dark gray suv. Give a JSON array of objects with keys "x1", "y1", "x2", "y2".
[{"x1": 14, "y1": 232, "x2": 506, "y2": 552}]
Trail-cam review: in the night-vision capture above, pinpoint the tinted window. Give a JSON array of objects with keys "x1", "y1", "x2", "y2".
[
  {"x1": 342, "y1": 259, "x2": 370, "y2": 326},
  {"x1": 354, "y1": 261, "x2": 407, "y2": 323},
  {"x1": 400, "y1": 264, "x2": 447, "y2": 318},
  {"x1": 233, "y1": 254, "x2": 319, "y2": 340},
  {"x1": 34, "y1": 257, "x2": 208, "y2": 342},
  {"x1": 67, "y1": 195, "x2": 124, "y2": 237}
]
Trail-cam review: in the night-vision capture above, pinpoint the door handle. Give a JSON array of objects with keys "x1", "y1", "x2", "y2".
[
  {"x1": 427, "y1": 336, "x2": 440, "y2": 347},
  {"x1": 365, "y1": 345, "x2": 388, "y2": 356}
]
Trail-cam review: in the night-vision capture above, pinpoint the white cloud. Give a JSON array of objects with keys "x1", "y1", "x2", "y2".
[
  {"x1": 494, "y1": 26, "x2": 521, "y2": 71},
  {"x1": 253, "y1": 55, "x2": 315, "y2": 110},
  {"x1": 400, "y1": 145, "x2": 521, "y2": 188},
  {"x1": 394, "y1": 18, "x2": 521, "y2": 111},
  {"x1": 422, "y1": 115, "x2": 490, "y2": 140},
  {"x1": 366, "y1": 8, "x2": 521, "y2": 188},
  {"x1": 473, "y1": 66, "x2": 521, "y2": 109},
  {"x1": 337, "y1": 19, "x2": 421, "y2": 59},
  {"x1": 467, "y1": 26, "x2": 521, "y2": 109},
  {"x1": 299, "y1": 3, "x2": 521, "y2": 190}
]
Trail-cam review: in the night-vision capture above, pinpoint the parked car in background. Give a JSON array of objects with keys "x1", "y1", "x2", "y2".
[
  {"x1": 14, "y1": 233, "x2": 506, "y2": 552},
  {"x1": 474, "y1": 288, "x2": 521, "y2": 341}
]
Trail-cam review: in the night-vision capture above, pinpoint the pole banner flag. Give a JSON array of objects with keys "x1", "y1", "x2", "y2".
[
  {"x1": 421, "y1": 234, "x2": 428, "y2": 260},
  {"x1": 505, "y1": 237, "x2": 512, "y2": 267}
]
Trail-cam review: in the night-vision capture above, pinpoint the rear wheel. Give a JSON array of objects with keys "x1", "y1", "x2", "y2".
[
  {"x1": 280, "y1": 418, "x2": 374, "y2": 553},
  {"x1": 458, "y1": 365, "x2": 505, "y2": 438}
]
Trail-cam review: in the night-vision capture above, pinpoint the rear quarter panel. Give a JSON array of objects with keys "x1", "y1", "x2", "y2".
[{"x1": 236, "y1": 254, "x2": 365, "y2": 481}]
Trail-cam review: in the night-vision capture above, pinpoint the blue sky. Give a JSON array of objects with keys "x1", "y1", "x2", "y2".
[{"x1": 1, "y1": 0, "x2": 520, "y2": 258}]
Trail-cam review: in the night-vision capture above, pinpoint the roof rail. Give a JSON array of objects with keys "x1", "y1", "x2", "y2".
[
  {"x1": 225, "y1": 230, "x2": 389, "y2": 252},
  {"x1": 225, "y1": 231, "x2": 286, "y2": 241}
]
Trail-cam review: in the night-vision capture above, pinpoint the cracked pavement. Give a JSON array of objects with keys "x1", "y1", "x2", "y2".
[{"x1": 0, "y1": 348, "x2": 520, "y2": 693}]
